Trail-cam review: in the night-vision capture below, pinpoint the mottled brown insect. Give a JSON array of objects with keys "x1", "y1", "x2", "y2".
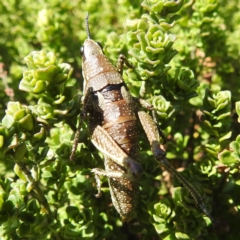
[{"x1": 71, "y1": 14, "x2": 211, "y2": 222}]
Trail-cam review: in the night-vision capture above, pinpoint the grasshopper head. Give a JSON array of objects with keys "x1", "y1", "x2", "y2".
[
  {"x1": 80, "y1": 13, "x2": 104, "y2": 60},
  {"x1": 80, "y1": 39, "x2": 104, "y2": 60}
]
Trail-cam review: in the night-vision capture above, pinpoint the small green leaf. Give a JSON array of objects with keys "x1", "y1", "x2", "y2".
[
  {"x1": 219, "y1": 131, "x2": 232, "y2": 142},
  {"x1": 2, "y1": 115, "x2": 15, "y2": 129},
  {"x1": 14, "y1": 143, "x2": 27, "y2": 162},
  {"x1": 0, "y1": 186, "x2": 5, "y2": 211},
  {"x1": 153, "y1": 223, "x2": 169, "y2": 234},
  {"x1": 33, "y1": 80, "x2": 47, "y2": 93},
  {"x1": 0, "y1": 135, "x2": 4, "y2": 148},
  {"x1": 175, "y1": 231, "x2": 191, "y2": 240},
  {"x1": 34, "y1": 65, "x2": 58, "y2": 81},
  {"x1": 235, "y1": 101, "x2": 240, "y2": 122},
  {"x1": 218, "y1": 150, "x2": 237, "y2": 165},
  {"x1": 18, "y1": 114, "x2": 34, "y2": 131},
  {"x1": 14, "y1": 164, "x2": 27, "y2": 181},
  {"x1": 13, "y1": 109, "x2": 26, "y2": 121}
]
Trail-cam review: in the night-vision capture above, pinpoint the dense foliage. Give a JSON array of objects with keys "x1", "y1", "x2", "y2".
[{"x1": 1, "y1": 0, "x2": 240, "y2": 239}]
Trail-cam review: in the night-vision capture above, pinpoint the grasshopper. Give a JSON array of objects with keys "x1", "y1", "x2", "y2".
[{"x1": 71, "y1": 14, "x2": 211, "y2": 222}]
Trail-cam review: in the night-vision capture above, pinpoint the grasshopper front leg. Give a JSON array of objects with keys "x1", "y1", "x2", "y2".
[{"x1": 138, "y1": 111, "x2": 212, "y2": 219}]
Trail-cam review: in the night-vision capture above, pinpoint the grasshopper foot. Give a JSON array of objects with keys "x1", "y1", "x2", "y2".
[{"x1": 92, "y1": 168, "x2": 103, "y2": 198}]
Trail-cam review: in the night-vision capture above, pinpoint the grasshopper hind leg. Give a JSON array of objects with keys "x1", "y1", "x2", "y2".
[{"x1": 138, "y1": 110, "x2": 213, "y2": 221}]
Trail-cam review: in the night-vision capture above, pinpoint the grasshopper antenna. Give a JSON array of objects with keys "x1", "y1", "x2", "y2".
[{"x1": 85, "y1": 13, "x2": 91, "y2": 39}]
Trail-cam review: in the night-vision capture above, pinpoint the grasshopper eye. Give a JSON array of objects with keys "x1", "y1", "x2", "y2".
[
  {"x1": 96, "y1": 42, "x2": 103, "y2": 49},
  {"x1": 80, "y1": 46, "x2": 84, "y2": 55}
]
